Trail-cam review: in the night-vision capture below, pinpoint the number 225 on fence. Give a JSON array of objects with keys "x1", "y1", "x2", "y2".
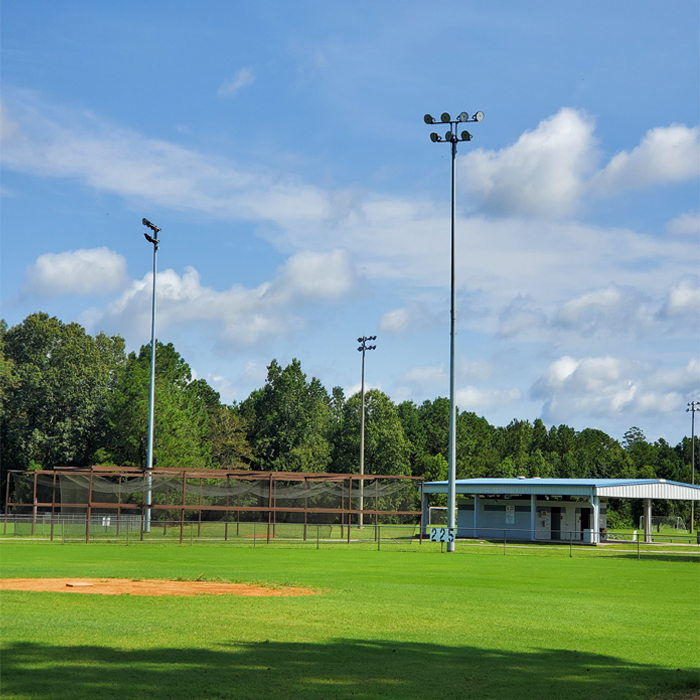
[{"x1": 429, "y1": 527, "x2": 455, "y2": 543}]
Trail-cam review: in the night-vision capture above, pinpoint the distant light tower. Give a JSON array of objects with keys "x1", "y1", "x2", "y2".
[
  {"x1": 142, "y1": 217, "x2": 161, "y2": 534},
  {"x1": 358, "y1": 335, "x2": 377, "y2": 527},
  {"x1": 423, "y1": 110, "x2": 484, "y2": 552},
  {"x1": 687, "y1": 400, "x2": 699, "y2": 533}
]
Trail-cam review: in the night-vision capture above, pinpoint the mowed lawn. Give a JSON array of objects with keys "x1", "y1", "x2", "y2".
[{"x1": 1, "y1": 542, "x2": 698, "y2": 700}]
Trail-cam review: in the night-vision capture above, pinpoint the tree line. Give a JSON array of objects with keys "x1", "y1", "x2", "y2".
[{"x1": 1, "y1": 313, "x2": 697, "y2": 528}]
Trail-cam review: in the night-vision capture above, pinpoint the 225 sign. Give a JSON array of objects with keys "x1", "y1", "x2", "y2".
[{"x1": 429, "y1": 527, "x2": 455, "y2": 543}]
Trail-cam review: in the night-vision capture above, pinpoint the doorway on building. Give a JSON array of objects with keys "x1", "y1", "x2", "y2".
[
  {"x1": 551, "y1": 507, "x2": 561, "y2": 540},
  {"x1": 580, "y1": 507, "x2": 591, "y2": 538}
]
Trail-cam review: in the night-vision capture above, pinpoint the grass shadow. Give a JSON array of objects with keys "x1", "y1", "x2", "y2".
[{"x1": 2, "y1": 639, "x2": 697, "y2": 700}]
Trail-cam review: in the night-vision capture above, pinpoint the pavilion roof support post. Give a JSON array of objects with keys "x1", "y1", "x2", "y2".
[
  {"x1": 590, "y1": 495, "x2": 600, "y2": 545},
  {"x1": 530, "y1": 494, "x2": 536, "y2": 542},
  {"x1": 643, "y1": 498, "x2": 652, "y2": 543}
]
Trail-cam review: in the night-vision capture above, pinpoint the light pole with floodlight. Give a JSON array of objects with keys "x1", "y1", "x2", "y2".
[
  {"x1": 358, "y1": 335, "x2": 377, "y2": 527},
  {"x1": 687, "y1": 400, "x2": 699, "y2": 533},
  {"x1": 423, "y1": 110, "x2": 483, "y2": 551},
  {"x1": 142, "y1": 217, "x2": 161, "y2": 533}
]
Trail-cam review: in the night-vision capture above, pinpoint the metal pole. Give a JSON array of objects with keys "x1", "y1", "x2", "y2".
[
  {"x1": 145, "y1": 237, "x2": 157, "y2": 533},
  {"x1": 357, "y1": 336, "x2": 376, "y2": 528},
  {"x1": 424, "y1": 111, "x2": 483, "y2": 553},
  {"x1": 360, "y1": 348, "x2": 366, "y2": 527},
  {"x1": 143, "y1": 219, "x2": 161, "y2": 533},
  {"x1": 446, "y1": 136, "x2": 457, "y2": 553},
  {"x1": 688, "y1": 401, "x2": 698, "y2": 534}
]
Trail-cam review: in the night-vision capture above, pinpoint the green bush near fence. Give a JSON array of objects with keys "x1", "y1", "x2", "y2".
[{"x1": 1, "y1": 541, "x2": 698, "y2": 700}]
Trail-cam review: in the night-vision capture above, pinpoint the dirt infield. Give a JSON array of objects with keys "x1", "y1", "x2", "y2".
[{"x1": 0, "y1": 578, "x2": 317, "y2": 597}]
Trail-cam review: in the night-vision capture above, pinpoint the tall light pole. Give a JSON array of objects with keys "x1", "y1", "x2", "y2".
[
  {"x1": 142, "y1": 217, "x2": 161, "y2": 533},
  {"x1": 424, "y1": 110, "x2": 484, "y2": 552},
  {"x1": 358, "y1": 335, "x2": 377, "y2": 527},
  {"x1": 687, "y1": 401, "x2": 699, "y2": 533}
]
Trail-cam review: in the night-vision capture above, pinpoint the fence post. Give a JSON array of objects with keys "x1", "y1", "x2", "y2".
[
  {"x1": 637, "y1": 536, "x2": 640, "y2": 560},
  {"x1": 316, "y1": 524, "x2": 320, "y2": 550},
  {"x1": 191, "y1": 522, "x2": 194, "y2": 546},
  {"x1": 504, "y1": 529, "x2": 506, "y2": 555},
  {"x1": 569, "y1": 530, "x2": 572, "y2": 558},
  {"x1": 254, "y1": 522, "x2": 256, "y2": 548},
  {"x1": 378, "y1": 526, "x2": 381, "y2": 551},
  {"x1": 126, "y1": 520, "x2": 129, "y2": 547}
]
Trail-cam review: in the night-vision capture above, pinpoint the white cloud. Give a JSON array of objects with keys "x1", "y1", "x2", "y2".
[
  {"x1": 380, "y1": 307, "x2": 410, "y2": 333},
  {"x1": 22, "y1": 247, "x2": 127, "y2": 297},
  {"x1": 217, "y1": 68, "x2": 255, "y2": 97},
  {"x1": 531, "y1": 355, "x2": 700, "y2": 421},
  {"x1": 665, "y1": 211, "x2": 700, "y2": 238},
  {"x1": 658, "y1": 276, "x2": 700, "y2": 319},
  {"x1": 462, "y1": 109, "x2": 699, "y2": 218},
  {"x1": 590, "y1": 124, "x2": 700, "y2": 197},
  {"x1": 456, "y1": 386, "x2": 521, "y2": 410},
  {"x1": 399, "y1": 365, "x2": 447, "y2": 386},
  {"x1": 461, "y1": 108, "x2": 597, "y2": 218},
  {"x1": 551, "y1": 283, "x2": 654, "y2": 336},
  {"x1": 86, "y1": 248, "x2": 355, "y2": 347}
]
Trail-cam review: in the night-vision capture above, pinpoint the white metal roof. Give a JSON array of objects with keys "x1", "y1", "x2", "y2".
[{"x1": 421, "y1": 478, "x2": 700, "y2": 501}]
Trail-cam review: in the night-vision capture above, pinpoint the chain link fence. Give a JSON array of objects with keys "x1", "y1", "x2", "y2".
[{"x1": 4, "y1": 514, "x2": 699, "y2": 559}]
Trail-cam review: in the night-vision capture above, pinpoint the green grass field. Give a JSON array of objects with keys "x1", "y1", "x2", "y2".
[{"x1": 1, "y1": 541, "x2": 698, "y2": 700}]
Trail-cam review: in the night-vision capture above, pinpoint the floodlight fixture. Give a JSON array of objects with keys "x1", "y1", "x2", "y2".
[
  {"x1": 430, "y1": 132, "x2": 439, "y2": 142},
  {"x1": 440, "y1": 112, "x2": 451, "y2": 123},
  {"x1": 474, "y1": 111, "x2": 484, "y2": 122},
  {"x1": 461, "y1": 131, "x2": 472, "y2": 141},
  {"x1": 142, "y1": 217, "x2": 162, "y2": 233},
  {"x1": 458, "y1": 112, "x2": 469, "y2": 122},
  {"x1": 424, "y1": 114, "x2": 435, "y2": 124}
]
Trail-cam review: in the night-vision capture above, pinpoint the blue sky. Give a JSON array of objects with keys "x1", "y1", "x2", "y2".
[{"x1": 2, "y1": 0, "x2": 698, "y2": 444}]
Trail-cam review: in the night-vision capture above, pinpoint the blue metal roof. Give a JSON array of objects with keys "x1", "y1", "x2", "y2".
[{"x1": 421, "y1": 477, "x2": 700, "y2": 500}]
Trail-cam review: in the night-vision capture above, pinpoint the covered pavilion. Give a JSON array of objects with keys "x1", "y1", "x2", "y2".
[{"x1": 421, "y1": 478, "x2": 700, "y2": 544}]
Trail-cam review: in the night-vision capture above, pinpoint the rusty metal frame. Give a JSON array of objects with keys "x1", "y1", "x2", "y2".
[{"x1": 4, "y1": 467, "x2": 424, "y2": 542}]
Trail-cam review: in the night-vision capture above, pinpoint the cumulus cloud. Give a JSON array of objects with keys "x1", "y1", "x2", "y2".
[
  {"x1": 461, "y1": 108, "x2": 598, "y2": 218},
  {"x1": 590, "y1": 124, "x2": 700, "y2": 197},
  {"x1": 456, "y1": 386, "x2": 521, "y2": 410},
  {"x1": 531, "y1": 355, "x2": 699, "y2": 421},
  {"x1": 552, "y1": 283, "x2": 654, "y2": 336},
  {"x1": 86, "y1": 248, "x2": 355, "y2": 346},
  {"x1": 218, "y1": 68, "x2": 255, "y2": 97},
  {"x1": 462, "y1": 109, "x2": 699, "y2": 218},
  {"x1": 21, "y1": 247, "x2": 127, "y2": 297},
  {"x1": 657, "y1": 275, "x2": 700, "y2": 319}
]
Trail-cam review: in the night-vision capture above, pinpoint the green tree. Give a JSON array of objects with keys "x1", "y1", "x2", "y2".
[
  {"x1": 241, "y1": 359, "x2": 332, "y2": 472},
  {"x1": 332, "y1": 389, "x2": 410, "y2": 476},
  {"x1": 102, "y1": 342, "x2": 214, "y2": 470},
  {"x1": 1, "y1": 313, "x2": 125, "y2": 476}
]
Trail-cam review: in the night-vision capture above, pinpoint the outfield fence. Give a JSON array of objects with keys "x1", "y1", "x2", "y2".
[{"x1": 3, "y1": 514, "x2": 699, "y2": 559}]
